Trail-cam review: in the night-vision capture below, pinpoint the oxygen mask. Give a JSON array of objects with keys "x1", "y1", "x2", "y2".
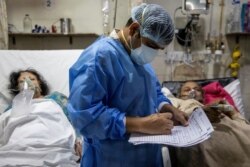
[
  {"x1": 11, "y1": 77, "x2": 34, "y2": 117},
  {"x1": 187, "y1": 89, "x2": 196, "y2": 99},
  {"x1": 19, "y1": 77, "x2": 36, "y2": 91}
]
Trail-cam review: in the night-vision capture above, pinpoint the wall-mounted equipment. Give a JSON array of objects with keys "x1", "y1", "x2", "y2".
[
  {"x1": 175, "y1": 0, "x2": 209, "y2": 47},
  {"x1": 182, "y1": 0, "x2": 209, "y2": 15}
]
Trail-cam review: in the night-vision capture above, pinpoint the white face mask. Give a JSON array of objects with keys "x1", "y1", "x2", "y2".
[
  {"x1": 130, "y1": 43, "x2": 159, "y2": 65},
  {"x1": 130, "y1": 37, "x2": 159, "y2": 65}
]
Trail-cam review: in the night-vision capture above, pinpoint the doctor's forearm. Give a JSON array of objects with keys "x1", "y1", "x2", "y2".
[
  {"x1": 126, "y1": 117, "x2": 145, "y2": 133},
  {"x1": 125, "y1": 114, "x2": 173, "y2": 135}
]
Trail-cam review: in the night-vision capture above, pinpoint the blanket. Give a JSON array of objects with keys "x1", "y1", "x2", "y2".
[
  {"x1": 0, "y1": 99, "x2": 79, "y2": 167},
  {"x1": 165, "y1": 96, "x2": 250, "y2": 167},
  {"x1": 169, "y1": 116, "x2": 250, "y2": 167}
]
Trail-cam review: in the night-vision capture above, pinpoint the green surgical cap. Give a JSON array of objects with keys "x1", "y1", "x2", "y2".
[{"x1": 131, "y1": 3, "x2": 174, "y2": 47}]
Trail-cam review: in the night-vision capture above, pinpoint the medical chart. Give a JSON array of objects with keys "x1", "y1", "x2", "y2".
[{"x1": 129, "y1": 107, "x2": 214, "y2": 147}]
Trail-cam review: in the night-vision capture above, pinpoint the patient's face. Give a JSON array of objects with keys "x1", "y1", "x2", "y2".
[
  {"x1": 180, "y1": 81, "x2": 203, "y2": 103},
  {"x1": 18, "y1": 72, "x2": 42, "y2": 98}
]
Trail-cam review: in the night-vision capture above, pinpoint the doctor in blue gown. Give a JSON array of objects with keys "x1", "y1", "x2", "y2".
[{"x1": 67, "y1": 3, "x2": 188, "y2": 167}]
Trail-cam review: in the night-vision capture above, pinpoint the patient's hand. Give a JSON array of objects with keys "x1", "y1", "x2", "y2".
[
  {"x1": 203, "y1": 105, "x2": 223, "y2": 123},
  {"x1": 207, "y1": 99, "x2": 239, "y2": 120},
  {"x1": 74, "y1": 139, "x2": 82, "y2": 162}
]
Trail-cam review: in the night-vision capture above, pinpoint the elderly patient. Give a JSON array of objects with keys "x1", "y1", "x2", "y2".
[
  {"x1": 0, "y1": 69, "x2": 82, "y2": 166},
  {"x1": 167, "y1": 81, "x2": 250, "y2": 167}
]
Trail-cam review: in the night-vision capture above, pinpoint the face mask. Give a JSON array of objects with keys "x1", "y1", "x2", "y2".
[{"x1": 130, "y1": 37, "x2": 159, "y2": 65}]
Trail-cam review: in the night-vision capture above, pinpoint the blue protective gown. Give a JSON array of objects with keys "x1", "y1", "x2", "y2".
[{"x1": 67, "y1": 35, "x2": 171, "y2": 167}]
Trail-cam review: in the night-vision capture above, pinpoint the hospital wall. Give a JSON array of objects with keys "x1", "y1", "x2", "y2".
[
  {"x1": 6, "y1": 0, "x2": 103, "y2": 34},
  {"x1": 6, "y1": 0, "x2": 238, "y2": 80},
  {"x1": 6, "y1": 0, "x2": 250, "y2": 119}
]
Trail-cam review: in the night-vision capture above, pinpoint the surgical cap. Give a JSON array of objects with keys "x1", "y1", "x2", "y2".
[{"x1": 131, "y1": 3, "x2": 174, "y2": 47}]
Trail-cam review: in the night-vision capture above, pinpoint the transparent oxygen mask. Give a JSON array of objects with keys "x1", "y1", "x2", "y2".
[
  {"x1": 187, "y1": 89, "x2": 196, "y2": 99},
  {"x1": 19, "y1": 77, "x2": 36, "y2": 92},
  {"x1": 11, "y1": 77, "x2": 34, "y2": 117}
]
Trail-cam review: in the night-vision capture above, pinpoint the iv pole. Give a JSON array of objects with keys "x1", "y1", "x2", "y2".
[
  {"x1": 218, "y1": 0, "x2": 225, "y2": 48},
  {"x1": 113, "y1": 0, "x2": 118, "y2": 29}
]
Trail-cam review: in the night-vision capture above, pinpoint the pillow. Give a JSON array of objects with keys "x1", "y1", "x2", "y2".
[
  {"x1": 224, "y1": 79, "x2": 245, "y2": 117},
  {"x1": 202, "y1": 81, "x2": 238, "y2": 112},
  {"x1": 0, "y1": 92, "x2": 11, "y2": 114},
  {"x1": 161, "y1": 87, "x2": 175, "y2": 98}
]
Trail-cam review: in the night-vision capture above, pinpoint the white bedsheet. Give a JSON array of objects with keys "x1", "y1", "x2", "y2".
[{"x1": 0, "y1": 99, "x2": 79, "y2": 167}]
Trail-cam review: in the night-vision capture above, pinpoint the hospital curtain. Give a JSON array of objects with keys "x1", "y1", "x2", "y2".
[{"x1": 0, "y1": 0, "x2": 8, "y2": 49}]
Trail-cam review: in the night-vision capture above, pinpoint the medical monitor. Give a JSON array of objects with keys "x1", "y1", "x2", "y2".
[{"x1": 182, "y1": 0, "x2": 209, "y2": 15}]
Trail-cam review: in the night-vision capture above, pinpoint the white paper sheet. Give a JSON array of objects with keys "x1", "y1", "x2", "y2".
[{"x1": 129, "y1": 107, "x2": 213, "y2": 147}]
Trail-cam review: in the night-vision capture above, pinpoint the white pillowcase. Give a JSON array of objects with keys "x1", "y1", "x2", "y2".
[
  {"x1": 224, "y1": 79, "x2": 245, "y2": 117},
  {"x1": 161, "y1": 87, "x2": 175, "y2": 98},
  {"x1": 0, "y1": 92, "x2": 11, "y2": 114}
]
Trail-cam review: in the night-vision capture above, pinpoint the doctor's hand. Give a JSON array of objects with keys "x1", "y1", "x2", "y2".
[
  {"x1": 141, "y1": 112, "x2": 174, "y2": 135},
  {"x1": 160, "y1": 104, "x2": 189, "y2": 126},
  {"x1": 126, "y1": 113, "x2": 174, "y2": 135}
]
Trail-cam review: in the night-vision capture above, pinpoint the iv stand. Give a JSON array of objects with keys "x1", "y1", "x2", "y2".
[{"x1": 113, "y1": 0, "x2": 118, "y2": 29}]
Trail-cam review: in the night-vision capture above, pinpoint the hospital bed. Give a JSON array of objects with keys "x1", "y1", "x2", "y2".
[
  {"x1": 0, "y1": 50, "x2": 82, "y2": 103},
  {"x1": 161, "y1": 77, "x2": 247, "y2": 167},
  {"x1": 0, "y1": 49, "x2": 83, "y2": 115},
  {"x1": 0, "y1": 50, "x2": 82, "y2": 166}
]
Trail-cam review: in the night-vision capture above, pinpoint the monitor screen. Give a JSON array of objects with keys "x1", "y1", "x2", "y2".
[{"x1": 182, "y1": 0, "x2": 208, "y2": 15}]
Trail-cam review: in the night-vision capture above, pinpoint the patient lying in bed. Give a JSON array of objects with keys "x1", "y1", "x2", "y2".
[
  {"x1": 164, "y1": 81, "x2": 250, "y2": 167},
  {"x1": 0, "y1": 69, "x2": 81, "y2": 166}
]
